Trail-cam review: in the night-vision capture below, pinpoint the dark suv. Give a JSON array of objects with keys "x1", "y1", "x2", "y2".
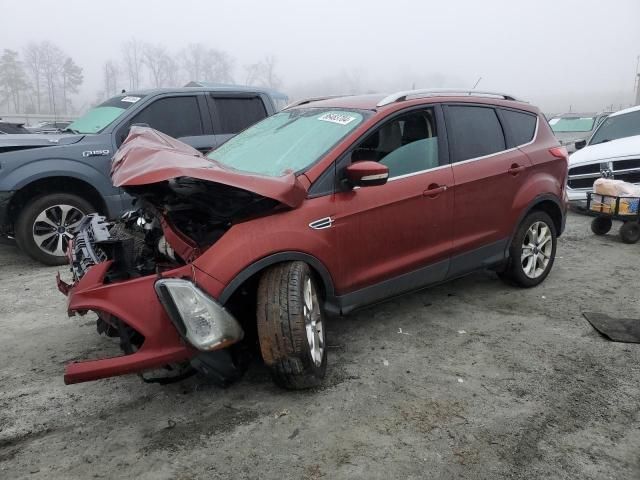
[
  {"x1": 0, "y1": 85, "x2": 285, "y2": 264},
  {"x1": 58, "y1": 89, "x2": 568, "y2": 390}
]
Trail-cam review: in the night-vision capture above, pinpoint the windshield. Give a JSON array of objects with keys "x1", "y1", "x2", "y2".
[
  {"x1": 590, "y1": 110, "x2": 640, "y2": 145},
  {"x1": 67, "y1": 95, "x2": 146, "y2": 134},
  {"x1": 549, "y1": 116, "x2": 595, "y2": 133},
  {"x1": 207, "y1": 108, "x2": 366, "y2": 176}
]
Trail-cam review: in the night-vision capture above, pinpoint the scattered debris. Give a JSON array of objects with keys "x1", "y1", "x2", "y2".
[
  {"x1": 457, "y1": 330, "x2": 467, "y2": 334},
  {"x1": 382, "y1": 359, "x2": 389, "y2": 367},
  {"x1": 274, "y1": 409, "x2": 290, "y2": 418},
  {"x1": 541, "y1": 295, "x2": 546, "y2": 299},
  {"x1": 583, "y1": 312, "x2": 640, "y2": 343},
  {"x1": 398, "y1": 328, "x2": 411, "y2": 335},
  {"x1": 457, "y1": 378, "x2": 464, "y2": 383},
  {"x1": 288, "y1": 428, "x2": 300, "y2": 439},
  {"x1": 166, "y1": 419, "x2": 176, "y2": 429}
]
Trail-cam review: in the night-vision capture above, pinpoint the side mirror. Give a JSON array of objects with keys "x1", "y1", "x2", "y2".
[
  {"x1": 575, "y1": 139, "x2": 587, "y2": 150},
  {"x1": 345, "y1": 161, "x2": 389, "y2": 187}
]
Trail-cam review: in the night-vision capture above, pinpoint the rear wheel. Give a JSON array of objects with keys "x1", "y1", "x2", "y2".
[
  {"x1": 256, "y1": 261, "x2": 327, "y2": 389},
  {"x1": 499, "y1": 211, "x2": 557, "y2": 288},
  {"x1": 15, "y1": 193, "x2": 94, "y2": 265},
  {"x1": 619, "y1": 221, "x2": 640, "y2": 244},
  {"x1": 591, "y1": 217, "x2": 612, "y2": 236}
]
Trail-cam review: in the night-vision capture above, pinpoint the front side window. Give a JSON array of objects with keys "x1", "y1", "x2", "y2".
[
  {"x1": 207, "y1": 108, "x2": 366, "y2": 177},
  {"x1": 549, "y1": 116, "x2": 595, "y2": 133},
  {"x1": 446, "y1": 106, "x2": 506, "y2": 162},
  {"x1": 589, "y1": 110, "x2": 640, "y2": 145},
  {"x1": 351, "y1": 109, "x2": 439, "y2": 178},
  {"x1": 212, "y1": 96, "x2": 268, "y2": 134},
  {"x1": 67, "y1": 94, "x2": 147, "y2": 134},
  {"x1": 129, "y1": 96, "x2": 203, "y2": 139}
]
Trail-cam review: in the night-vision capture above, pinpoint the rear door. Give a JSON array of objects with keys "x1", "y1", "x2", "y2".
[
  {"x1": 443, "y1": 104, "x2": 534, "y2": 277},
  {"x1": 206, "y1": 94, "x2": 269, "y2": 146}
]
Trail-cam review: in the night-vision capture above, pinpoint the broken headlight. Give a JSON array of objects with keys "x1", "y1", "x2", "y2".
[{"x1": 154, "y1": 279, "x2": 243, "y2": 351}]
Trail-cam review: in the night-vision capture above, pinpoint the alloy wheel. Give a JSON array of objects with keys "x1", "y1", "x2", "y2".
[
  {"x1": 303, "y1": 276, "x2": 324, "y2": 367},
  {"x1": 32, "y1": 204, "x2": 85, "y2": 257},
  {"x1": 521, "y1": 221, "x2": 553, "y2": 279}
]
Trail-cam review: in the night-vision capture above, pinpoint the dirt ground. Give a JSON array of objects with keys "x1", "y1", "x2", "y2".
[{"x1": 0, "y1": 211, "x2": 639, "y2": 480}]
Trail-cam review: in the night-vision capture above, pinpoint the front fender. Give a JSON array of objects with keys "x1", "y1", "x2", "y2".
[{"x1": 0, "y1": 157, "x2": 116, "y2": 198}]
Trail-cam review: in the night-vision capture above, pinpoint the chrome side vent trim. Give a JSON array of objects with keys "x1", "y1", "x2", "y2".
[{"x1": 309, "y1": 217, "x2": 333, "y2": 230}]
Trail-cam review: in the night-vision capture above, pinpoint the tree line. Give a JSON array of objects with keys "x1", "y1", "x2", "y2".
[
  {"x1": 0, "y1": 42, "x2": 83, "y2": 115},
  {"x1": 0, "y1": 39, "x2": 282, "y2": 115}
]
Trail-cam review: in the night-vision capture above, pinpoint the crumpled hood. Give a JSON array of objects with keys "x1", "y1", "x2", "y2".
[
  {"x1": 569, "y1": 134, "x2": 640, "y2": 166},
  {"x1": 0, "y1": 132, "x2": 85, "y2": 148},
  {"x1": 111, "y1": 127, "x2": 307, "y2": 208}
]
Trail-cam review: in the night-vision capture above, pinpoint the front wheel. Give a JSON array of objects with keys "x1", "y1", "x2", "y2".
[
  {"x1": 256, "y1": 261, "x2": 327, "y2": 389},
  {"x1": 15, "y1": 193, "x2": 95, "y2": 265},
  {"x1": 499, "y1": 211, "x2": 557, "y2": 288}
]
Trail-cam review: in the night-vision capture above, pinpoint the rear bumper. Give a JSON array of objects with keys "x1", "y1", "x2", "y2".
[{"x1": 58, "y1": 261, "x2": 226, "y2": 384}]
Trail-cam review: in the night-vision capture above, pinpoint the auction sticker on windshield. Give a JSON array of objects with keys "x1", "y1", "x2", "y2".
[
  {"x1": 318, "y1": 112, "x2": 357, "y2": 125},
  {"x1": 121, "y1": 96, "x2": 141, "y2": 103}
]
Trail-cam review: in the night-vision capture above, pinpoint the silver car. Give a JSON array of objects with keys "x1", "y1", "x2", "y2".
[{"x1": 548, "y1": 112, "x2": 610, "y2": 153}]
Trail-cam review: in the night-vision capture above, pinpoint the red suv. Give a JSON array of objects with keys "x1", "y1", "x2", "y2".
[{"x1": 58, "y1": 89, "x2": 568, "y2": 389}]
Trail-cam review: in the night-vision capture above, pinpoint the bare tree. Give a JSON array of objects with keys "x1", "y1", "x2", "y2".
[
  {"x1": 61, "y1": 57, "x2": 83, "y2": 113},
  {"x1": 142, "y1": 43, "x2": 171, "y2": 88},
  {"x1": 0, "y1": 49, "x2": 29, "y2": 112},
  {"x1": 23, "y1": 43, "x2": 43, "y2": 112},
  {"x1": 103, "y1": 60, "x2": 120, "y2": 98},
  {"x1": 203, "y1": 49, "x2": 235, "y2": 84},
  {"x1": 164, "y1": 54, "x2": 181, "y2": 87},
  {"x1": 182, "y1": 43, "x2": 207, "y2": 81},
  {"x1": 182, "y1": 44, "x2": 234, "y2": 84},
  {"x1": 244, "y1": 55, "x2": 281, "y2": 89},
  {"x1": 122, "y1": 38, "x2": 144, "y2": 90},
  {"x1": 39, "y1": 42, "x2": 65, "y2": 114}
]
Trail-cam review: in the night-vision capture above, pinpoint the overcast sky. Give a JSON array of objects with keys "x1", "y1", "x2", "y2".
[{"x1": 2, "y1": 0, "x2": 639, "y2": 113}]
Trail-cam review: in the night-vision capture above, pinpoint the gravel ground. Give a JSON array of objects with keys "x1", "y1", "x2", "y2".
[{"x1": 0, "y1": 212, "x2": 639, "y2": 480}]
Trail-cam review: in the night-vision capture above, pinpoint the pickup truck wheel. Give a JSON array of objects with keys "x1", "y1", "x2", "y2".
[
  {"x1": 499, "y1": 211, "x2": 557, "y2": 288},
  {"x1": 15, "y1": 193, "x2": 95, "y2": 266},
  {"x1": 256, "y1": 261, "x2": 327, "y2": 390}
]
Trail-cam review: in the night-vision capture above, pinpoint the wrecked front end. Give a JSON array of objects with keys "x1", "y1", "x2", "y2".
[
  {"x1": 57, "y1": 210, "x2": 246, "y2": 385},
  {"x1": 57, "y1": 127, "x2": 305, "y2": 385}
]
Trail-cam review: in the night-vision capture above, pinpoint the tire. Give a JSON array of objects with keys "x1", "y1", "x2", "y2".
[
  {"x1": 256, "y1": 261, "x2": 327, "y2": 389},
  {"x1": 15, "y1": 193, "x2": 95, "y2": 266},
  {"x1": 499, "y1": 211, "x2": 557, "y2": 288},
  {"x1": 619, "y1": 221, "x2": 640, "y2": 244},
  {"x1": 591, "y1": 217, "x2": 612, "y2": 236}
]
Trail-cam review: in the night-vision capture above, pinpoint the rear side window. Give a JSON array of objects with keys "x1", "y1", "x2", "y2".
[
  {"x1": 129, "y1": 96, "x2": 203, "y2": 138},
  {"x1": 211, "y1": 96, "x2": 268, "y2": 134},
  {"x1": 445, "y1": 105, "x2": 506, "y2": 162},
  {"x1": 500, "y1": 109, "x2": 537, "y2": 147}
]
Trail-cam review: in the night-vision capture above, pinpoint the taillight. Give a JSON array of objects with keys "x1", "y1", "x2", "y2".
[{"x1": 549, "y1": 146, "x2": 568, "y2": 160}]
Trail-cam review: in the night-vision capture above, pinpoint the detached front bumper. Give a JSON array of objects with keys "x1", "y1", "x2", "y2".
[{"x1": 57, "y1": 260, "x2": 231, "y2": 384}]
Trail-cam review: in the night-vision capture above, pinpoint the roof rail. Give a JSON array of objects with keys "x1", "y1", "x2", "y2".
[
  {"x1": 284, "y1": 95, "x2": 351, "y2": 109},
  {"x1": 376, "y1": 88, "x2": 524, "y2": 107}
]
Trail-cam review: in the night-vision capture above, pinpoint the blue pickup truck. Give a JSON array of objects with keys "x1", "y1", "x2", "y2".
[{"x1": 0, "y1": 85, "x2": 287, "y2": 264}]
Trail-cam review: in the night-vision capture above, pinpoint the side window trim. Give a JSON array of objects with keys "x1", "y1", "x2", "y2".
[{"x1": 309, "y1": 104, "x2": 448, "y2": 197}]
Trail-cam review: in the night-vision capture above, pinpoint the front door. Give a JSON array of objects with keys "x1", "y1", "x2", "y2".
[{"x1": 333, "y1": 107, "x2": 454, "y2": 310}]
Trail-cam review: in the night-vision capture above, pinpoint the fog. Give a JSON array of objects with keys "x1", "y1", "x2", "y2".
[{"x1": 2, "y1": 0, "x2": 639, "y2": 114}]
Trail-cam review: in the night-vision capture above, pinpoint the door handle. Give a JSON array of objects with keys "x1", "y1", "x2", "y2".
[
  {"x1": 508, "y1": 163, "x2": 526, "y2": 175},
  {"x1": 423, "y1": 183, "x2": 448, "y2": 197}
]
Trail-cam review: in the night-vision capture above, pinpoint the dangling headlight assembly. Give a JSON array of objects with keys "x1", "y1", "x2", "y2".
[{"x1": 154, "y1": 278, "x2": 244, "y2": 351}]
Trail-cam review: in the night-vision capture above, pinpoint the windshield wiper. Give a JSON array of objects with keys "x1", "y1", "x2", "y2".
[
  {"x1": 592, "y1": 139, "x2": 611, "y2": 145},
  {"x1": 62, "y1": 127, "x2": 81, "y2": 134}
]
